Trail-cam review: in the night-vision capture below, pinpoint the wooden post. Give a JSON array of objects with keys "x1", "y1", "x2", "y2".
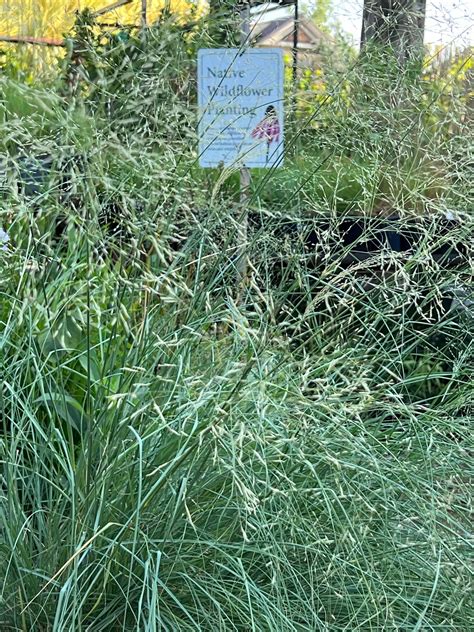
[
  {"x1": 237, "y1": 2, "x2": 251, "y2": 287},
  {"x1": 361, "y1": 0, "x2": 426, "y2": 66}
]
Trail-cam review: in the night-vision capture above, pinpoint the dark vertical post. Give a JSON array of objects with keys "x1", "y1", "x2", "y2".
[
  {"x1": 361, "y1": 0, "x2": 426, "y2": 65},
  {"x1": 292, "y1": 0, "x2": 299, "y2": 84},
  {"x1": 141, "y1": 0, "x2": 147, "y2": 28},
  {"x1": 237, "y1": 2, "x2": 251, "y2": 288}
]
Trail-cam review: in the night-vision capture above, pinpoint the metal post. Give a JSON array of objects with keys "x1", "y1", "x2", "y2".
[
  {"x1": 292, "y1": 0, "x2": 299, "y2": 85},
  {"x1": 237, "y1": 2, "x2": 251, "y2": 287}
]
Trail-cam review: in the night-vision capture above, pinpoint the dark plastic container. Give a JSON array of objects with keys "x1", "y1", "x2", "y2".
[{"x1": 17, "y1": 154, "x2": 54, "y2": 198}]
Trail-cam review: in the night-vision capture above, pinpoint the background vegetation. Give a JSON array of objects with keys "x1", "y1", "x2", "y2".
[{"x1": 0, "y1": 2, "x2": 472, "y2": 630}]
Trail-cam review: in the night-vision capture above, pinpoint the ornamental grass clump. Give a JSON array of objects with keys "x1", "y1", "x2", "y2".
[{"x1": 0, "y1": 12, "x2": 473, "y2": 631}]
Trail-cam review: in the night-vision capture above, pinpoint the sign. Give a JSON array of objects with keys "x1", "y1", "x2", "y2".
[{"x1": 198, "y1": 48, "x2": 284, "y2": 168}]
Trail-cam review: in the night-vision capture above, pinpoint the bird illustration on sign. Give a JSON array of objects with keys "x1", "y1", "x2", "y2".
[{"x1": 251, "y1": 105, "x2": 281, "y2": 164}]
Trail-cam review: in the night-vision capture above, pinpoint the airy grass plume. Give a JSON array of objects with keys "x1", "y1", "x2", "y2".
[{"x1": 0, "y1": 10, "x2": 473, "y2": 631}]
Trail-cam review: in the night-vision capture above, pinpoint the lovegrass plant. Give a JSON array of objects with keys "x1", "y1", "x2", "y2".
[{"x1": 0, "y1": 6, "x2": 473, "y2": 630}]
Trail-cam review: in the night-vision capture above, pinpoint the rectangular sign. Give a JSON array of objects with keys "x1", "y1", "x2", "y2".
[{"x1": 198, "y1": 48, "x2": 284, "y2": 168}]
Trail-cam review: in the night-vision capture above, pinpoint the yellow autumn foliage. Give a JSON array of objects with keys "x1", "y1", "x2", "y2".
[{"x1": 0, "y1": 0, "x2": 203, "y2": 40}]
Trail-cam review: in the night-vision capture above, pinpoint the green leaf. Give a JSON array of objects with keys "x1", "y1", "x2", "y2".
[{"x1": 35, "y1": 392, "x2": 88, "y2": 432}]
